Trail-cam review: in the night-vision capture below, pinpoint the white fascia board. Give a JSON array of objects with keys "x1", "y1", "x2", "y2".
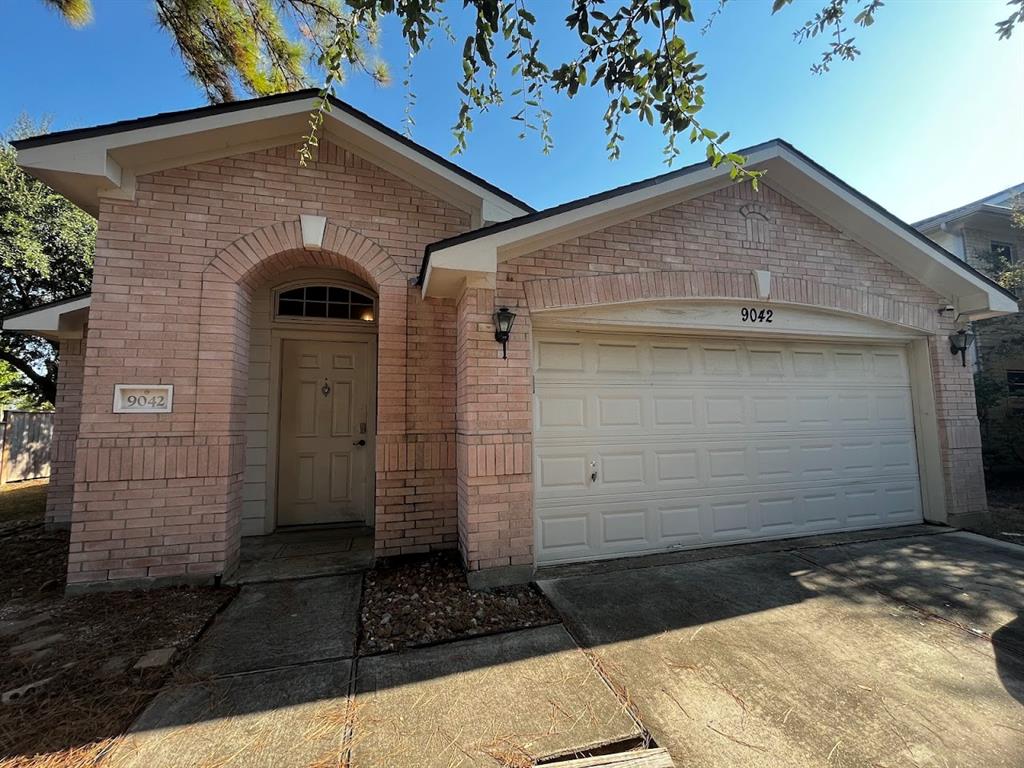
[
  {"x1": 420, "y1": 146, "x2": 775, "y2": 297},
  {"x1": 493, "y1": 156, "x2": 758, "y2": 260},
  {"x1": 424, "y1": 141, "x2": 1016, "y2": 317},
  {"x1": 16, "y1": 98, "x2": 529, "y2": 221},
  {"x1": 324, "y1": 111, "x2": 529, "y2": 221},
  {"x1": 767, "y1": 146, "x2": 1017, "y2": 320},
  {"x1": 421, "y1": 241, "x2": 498, "y2": 299},
  {"x1": 3, "y1": 296, "x2": 91, "y2": 339}
]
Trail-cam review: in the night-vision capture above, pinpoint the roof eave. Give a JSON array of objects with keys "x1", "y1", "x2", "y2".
[
  {"x1": 13, "y1": 91, "x2": 532, "y2": 220},
  {"x1": 420, "y1": 140, "x2": 1017, "y2": 319},
  {"x1": 1, "y1": 294, "x2": 92, "y2": 340}
]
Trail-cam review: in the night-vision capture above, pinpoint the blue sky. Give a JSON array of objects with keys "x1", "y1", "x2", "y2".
[{"x1": 1, "y1": 0, "x2": 1021, "y2": 223}]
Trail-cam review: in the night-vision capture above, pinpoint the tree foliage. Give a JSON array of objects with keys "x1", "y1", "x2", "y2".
[
  {"x1": 39, "y1": 0, "x2": 1024, "y2": 180},
  {"x1": 0, "y1": 117, "x2": 95, "y2": 408}
]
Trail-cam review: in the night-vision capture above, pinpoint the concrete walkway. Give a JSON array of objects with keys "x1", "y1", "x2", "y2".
[
  {"x1": 232, "y1": 526, "x2": 374, "y2": 584},
  {"x1": 105, "y1": 576, "x2": 638, "y2": 767}
]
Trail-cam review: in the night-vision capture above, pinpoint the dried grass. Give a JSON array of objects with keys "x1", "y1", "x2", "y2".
[{"x1": 0, "y1": 485, "x2": 233, "y2": 768}]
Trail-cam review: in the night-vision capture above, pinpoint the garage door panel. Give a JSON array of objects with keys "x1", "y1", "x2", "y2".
[
  {"x1": 534, "y1": 336, "x2": 911, "y2": 384},
  {"x1": 653, "y1": 396, "x2": 696, "y2": 426},
  {"x1": 535, "y1": 480, "x2": 923, "y2": 564},
  {"x1": 538, "y1": 514, "x2": 589, "y2": 555},
  {"x1": 710, "y1": 499, "x2": 755, "y2": 537},
  {"x1": 658, "y1": 503, "x2": 703, "y2": 542},
  {"x1": 534, "y1": 332, "x2": 924, "y2": 564},
  {"x1": 536, "y1": 385, "x2": 915, "y2": 437},
  {"x1": 537, "y1": 454, "x2": 590, "y2": 491},
  {"x1": 536, "y1": 340, "x2": 585, "y2": 372},
  {"x1": 536, "y1": 436, "x2": 919, "y2": 500},
  {"x1": 596, "y1": 342, "x2": 641, "y2": 372},
  {"x1": 760, "y1": 495, "x2": 802, "y2": 532},
  {"x1": 598, "y1": 396, "x2": 643, "y2": 427},
  {"x1": 651, "y1": 344, "x2": 693, "y2": 374},
  {"x1": 603, "y1": 510, "x2": 648, "y2": 544}
]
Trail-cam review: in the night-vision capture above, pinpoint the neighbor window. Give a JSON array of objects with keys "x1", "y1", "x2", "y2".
[
  {"x1": 991, "y1": 241, "x2": 1016, "y2": 262},
  {"x1": 1008, "y1": 370, "x2": 1024, "y2": 395},
  {"x1": 275, "y1": 285, "x2": 375, "y2": 322}
]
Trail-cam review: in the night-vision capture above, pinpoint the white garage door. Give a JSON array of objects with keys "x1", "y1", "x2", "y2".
[{"x1": 533, "y1": 331, "x2": 924, "y2": 565}]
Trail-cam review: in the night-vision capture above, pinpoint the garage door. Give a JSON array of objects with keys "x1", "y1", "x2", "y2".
[{"x1": 533, "y1": 332, "x2": 924, "y2": 565}]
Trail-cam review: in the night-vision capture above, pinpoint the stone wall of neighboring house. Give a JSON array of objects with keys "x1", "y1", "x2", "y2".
[
  {"x1": 67, "y1": 140, "x2": 468, "y2": 587},
  {"x1": 453, "y1": 181, "x2": 988, "y2": 574}
]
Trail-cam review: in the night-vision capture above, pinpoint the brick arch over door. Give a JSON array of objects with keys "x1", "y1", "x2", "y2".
[
  {"x1": 521, "y1": 269, "x2": 939, "y2": 334},
  {"x1": 194, "y1": 220, "x2": 409, "y2": 564},
  {"x1": 197, "y1": 220, "x2": 407, "y2": 434}
]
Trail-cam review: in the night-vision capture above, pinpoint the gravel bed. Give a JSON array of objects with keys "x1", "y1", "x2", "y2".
[{"x1": 359, "y1": 552, "x2": 559, "y2": 655}]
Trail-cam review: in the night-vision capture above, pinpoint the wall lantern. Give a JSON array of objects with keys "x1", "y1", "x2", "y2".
[
  {"x1": 493, "y1": 306, "x2": 517, "y2": 359},
  {"x1": 948, "y1": 328, "x2": 975, "y2": 367}
]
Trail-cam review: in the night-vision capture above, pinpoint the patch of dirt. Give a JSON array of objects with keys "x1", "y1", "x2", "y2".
[
  {"x1": 0, "y1": 482, "x2": 234, "y2": 767},
  {"x1": 980, "y1": 483, "x2": 1024, "y2": 544},
  {"x1": 359, "y1": 552, "x2": 559, "y2": 655}
]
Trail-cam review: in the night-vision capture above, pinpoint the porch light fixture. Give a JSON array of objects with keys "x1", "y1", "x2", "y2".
[
  {"x1": 948, "y1": 328, "x2": 975, "y2": 367},
  {"x1": 493, "y1": 306, "x2": 517, "y2": 359}
]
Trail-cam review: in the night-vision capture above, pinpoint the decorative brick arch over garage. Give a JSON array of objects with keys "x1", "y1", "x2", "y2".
[{"x1": 521, "y1": 269, "x2": 940, "y2": 334}]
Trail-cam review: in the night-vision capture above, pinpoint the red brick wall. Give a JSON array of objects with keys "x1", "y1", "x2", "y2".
[
  {"x1": 69, "y1": 141, "x2": 468, "y2": 587},
  {"x1": 44, "y1": 332, "x2": 86, "y2": 527},
  {"x1": 452, "y1": 181, "x2": 987, "y2": 570}
]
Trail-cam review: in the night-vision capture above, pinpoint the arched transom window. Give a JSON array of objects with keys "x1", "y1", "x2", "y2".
[{"x1": 275, "y1": 285, "x2": 376, "y2": 322}]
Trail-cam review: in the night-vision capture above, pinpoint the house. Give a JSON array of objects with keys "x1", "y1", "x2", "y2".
[
  {"x1": 2, "y1": 90, "x2": 1016, "y2": 591},
  {"x1": 915, "y1": 184, "x2": 1024, "y2": 471}
]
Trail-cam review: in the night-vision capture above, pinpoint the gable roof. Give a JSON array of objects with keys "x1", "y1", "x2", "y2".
[
  {"x1": 12, "y1": 89, "x2": 532, "y2": 220},
  {"x1": 419, "y1": 140, "x2": 1017, "y2": 319},
  {"x1": 913, "y1": 182, "x2": 1024, "y2": 232}
]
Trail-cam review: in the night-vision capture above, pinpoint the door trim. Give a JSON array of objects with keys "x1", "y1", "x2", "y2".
[{"x1": 267, "y1": 328, "x2": 378, "y2": 530}]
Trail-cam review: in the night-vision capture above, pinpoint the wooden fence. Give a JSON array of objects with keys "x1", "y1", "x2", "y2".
[{"x1": 0, "y1": 411, "x2": 53, "y2": 483}]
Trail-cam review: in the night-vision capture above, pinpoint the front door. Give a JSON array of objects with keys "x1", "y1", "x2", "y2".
[{"x1": 277, "y1": 338, "x2": 373, "y2": 526}]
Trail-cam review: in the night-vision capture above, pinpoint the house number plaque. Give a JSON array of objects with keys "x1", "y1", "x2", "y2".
[{"x1": 113, "y1": 384, "x2": 173, "y2": 414}]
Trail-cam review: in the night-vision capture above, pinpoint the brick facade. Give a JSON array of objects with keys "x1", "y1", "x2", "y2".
[
  {"x1": 67, "y1": 141, "x2": 468, "y2": 587},
  {"x1": 451, "y1": 182, "x2": 989, "y2": 572},
  {"x1": 55, "y1": 136, "x2": 993, "y2": 588},
  {"x1": 44, "y1": 334, "x2": 86, "y2": 527}
]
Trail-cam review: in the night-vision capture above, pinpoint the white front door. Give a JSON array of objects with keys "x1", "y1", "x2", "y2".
[
  {"x1": 277, "y1": 339, "x2": 373, "y2": 526},
  {"x1": 533, "y1": 331, "x2": 924, "y2": 565}
]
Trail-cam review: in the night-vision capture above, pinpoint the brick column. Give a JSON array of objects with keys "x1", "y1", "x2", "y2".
[
  {"x1": 456, "y1": 286, "x2": 534, "y2": 586},
  {"x1": 45, "y1": 333, "x2": 87, "y2": 528},
  {"x1": 929, "y1": 331, "x2": 989, "y2": 527}
]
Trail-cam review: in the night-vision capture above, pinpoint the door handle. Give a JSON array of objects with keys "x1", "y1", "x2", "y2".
[
  {"x1": 353, "y1": 439, "x2": 366, "y2": 447},
  {"x1": 590, "y1": 460, "x2": 598, "y2": 483}
]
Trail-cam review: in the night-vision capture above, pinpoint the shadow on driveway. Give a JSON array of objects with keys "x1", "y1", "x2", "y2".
[{"x1": 8, "y1": 527, "x2": 1021, "y2": 767}]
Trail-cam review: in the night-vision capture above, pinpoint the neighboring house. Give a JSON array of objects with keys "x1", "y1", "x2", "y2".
[
  {"x1": 0, "y1": 90, "x2": 1016, "y2": 592},
  {"x1": 916, "y1": 184, "x2": 1024, "y2": 470}
]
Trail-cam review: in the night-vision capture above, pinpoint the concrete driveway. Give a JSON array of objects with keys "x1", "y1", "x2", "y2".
[{"x1": 540, "y1": 530, "x2": 1024, "y2": 767}]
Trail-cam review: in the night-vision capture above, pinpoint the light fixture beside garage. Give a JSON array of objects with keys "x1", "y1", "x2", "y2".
[
  {"x1": 948, "y1": 328, "x2": 976, "y2": 367},
  {"x1": 493, "y1": 306, "x2": 517, "y2": 359}
]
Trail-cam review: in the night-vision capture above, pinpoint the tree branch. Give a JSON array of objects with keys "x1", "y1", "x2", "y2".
[{"x1": 0, "y1": 346, "x2": 56, "y2": 406}]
